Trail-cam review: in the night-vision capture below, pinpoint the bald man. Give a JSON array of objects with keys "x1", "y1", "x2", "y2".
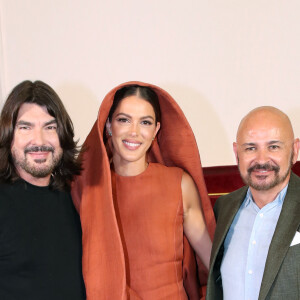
[{"x1": 206, "y1": 106, "x2": 300, "y2": 300}]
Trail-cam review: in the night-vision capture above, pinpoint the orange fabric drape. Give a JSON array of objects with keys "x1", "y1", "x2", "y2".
[{"x1": 72, "y1": 81, "x2": 216, "y2": 300}]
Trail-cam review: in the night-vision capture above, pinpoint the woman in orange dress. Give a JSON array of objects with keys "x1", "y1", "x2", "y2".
[{"x1": 72, "y1": 82, "x2": 215, "y2": 300}]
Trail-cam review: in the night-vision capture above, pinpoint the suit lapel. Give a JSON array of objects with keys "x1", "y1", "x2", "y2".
[{"x1": 259, "y1": 173, "x2": 300, "y2": 300}]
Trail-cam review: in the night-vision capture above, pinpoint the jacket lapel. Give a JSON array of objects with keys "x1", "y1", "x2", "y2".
[{"x1": 259, "y1": 173, "x2": 300, "y2": 300}]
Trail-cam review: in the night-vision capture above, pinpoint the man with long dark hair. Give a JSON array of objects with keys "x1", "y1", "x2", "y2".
[{"x1": 0, "y1": 80, "x2": 85, "y2": 299}]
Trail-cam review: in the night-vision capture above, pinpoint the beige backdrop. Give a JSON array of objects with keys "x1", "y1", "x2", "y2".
[{"x1": 1, "y1": 0, "x2": 299, "y2": 166}]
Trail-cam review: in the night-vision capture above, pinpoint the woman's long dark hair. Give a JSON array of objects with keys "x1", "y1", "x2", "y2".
[
  {"x1": 0, "y1": 80, "x2": 82, "y2": 191},
  {"x1": 108, "y1": 85, "x2": 161, "y2": 124}
]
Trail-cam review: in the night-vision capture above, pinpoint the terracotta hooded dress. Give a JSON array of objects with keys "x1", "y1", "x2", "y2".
[{"x1": 72, "y1": 82, "x2": 215, "y2": 300}]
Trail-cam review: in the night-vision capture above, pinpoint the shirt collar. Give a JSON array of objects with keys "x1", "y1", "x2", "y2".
[{"x1": 244, "y1": 184, "x2": 289, "y2": 208}]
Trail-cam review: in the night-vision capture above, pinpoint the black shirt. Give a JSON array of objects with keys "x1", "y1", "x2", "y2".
[{"x1": 0, "y1": 180, "x2": 85, "y2": 300}]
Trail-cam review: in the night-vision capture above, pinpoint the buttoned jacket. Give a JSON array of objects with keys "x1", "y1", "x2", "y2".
[{"x1": 206, "y1": 172, "x2": 300, "y2": 300}]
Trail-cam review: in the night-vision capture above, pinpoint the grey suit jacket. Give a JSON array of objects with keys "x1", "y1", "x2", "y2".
[{"x1": 206, "y1": 172, "x2": 300, "y2": 300}]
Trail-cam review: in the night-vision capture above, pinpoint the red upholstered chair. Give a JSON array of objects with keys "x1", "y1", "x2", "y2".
[{"x1": 203, "y1": 161, "x2": 300, "y2": 207}]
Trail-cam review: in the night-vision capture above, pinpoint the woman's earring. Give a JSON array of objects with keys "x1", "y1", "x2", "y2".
[{"x1": 108, "y1": 131, "x2": 112, "y2": 137}]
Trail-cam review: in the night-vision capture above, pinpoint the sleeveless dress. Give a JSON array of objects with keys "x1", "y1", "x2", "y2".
[{"x1": 111, "y1": 163, "x2": 188, "y2": 300}]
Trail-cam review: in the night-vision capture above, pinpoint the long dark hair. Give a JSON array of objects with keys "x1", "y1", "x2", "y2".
[
  {"x1": 108, "y1": 85, "x2": 161, "y2": 124},
  {"x1": 0, "y1": 80, "x2": 82, "y2": 190}
]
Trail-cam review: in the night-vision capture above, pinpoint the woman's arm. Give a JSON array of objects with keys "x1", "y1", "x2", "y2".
[{"x1": 182, "y1": 171, "x2": 212, "y2": 270}]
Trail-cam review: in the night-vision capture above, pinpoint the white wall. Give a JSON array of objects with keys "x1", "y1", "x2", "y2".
[
  {"x1": 0, "y1": 3, "x2": 5, "y2": 101},
  {"x1": 1, "y1": 0, "x2": 300, "y2": 166}
]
